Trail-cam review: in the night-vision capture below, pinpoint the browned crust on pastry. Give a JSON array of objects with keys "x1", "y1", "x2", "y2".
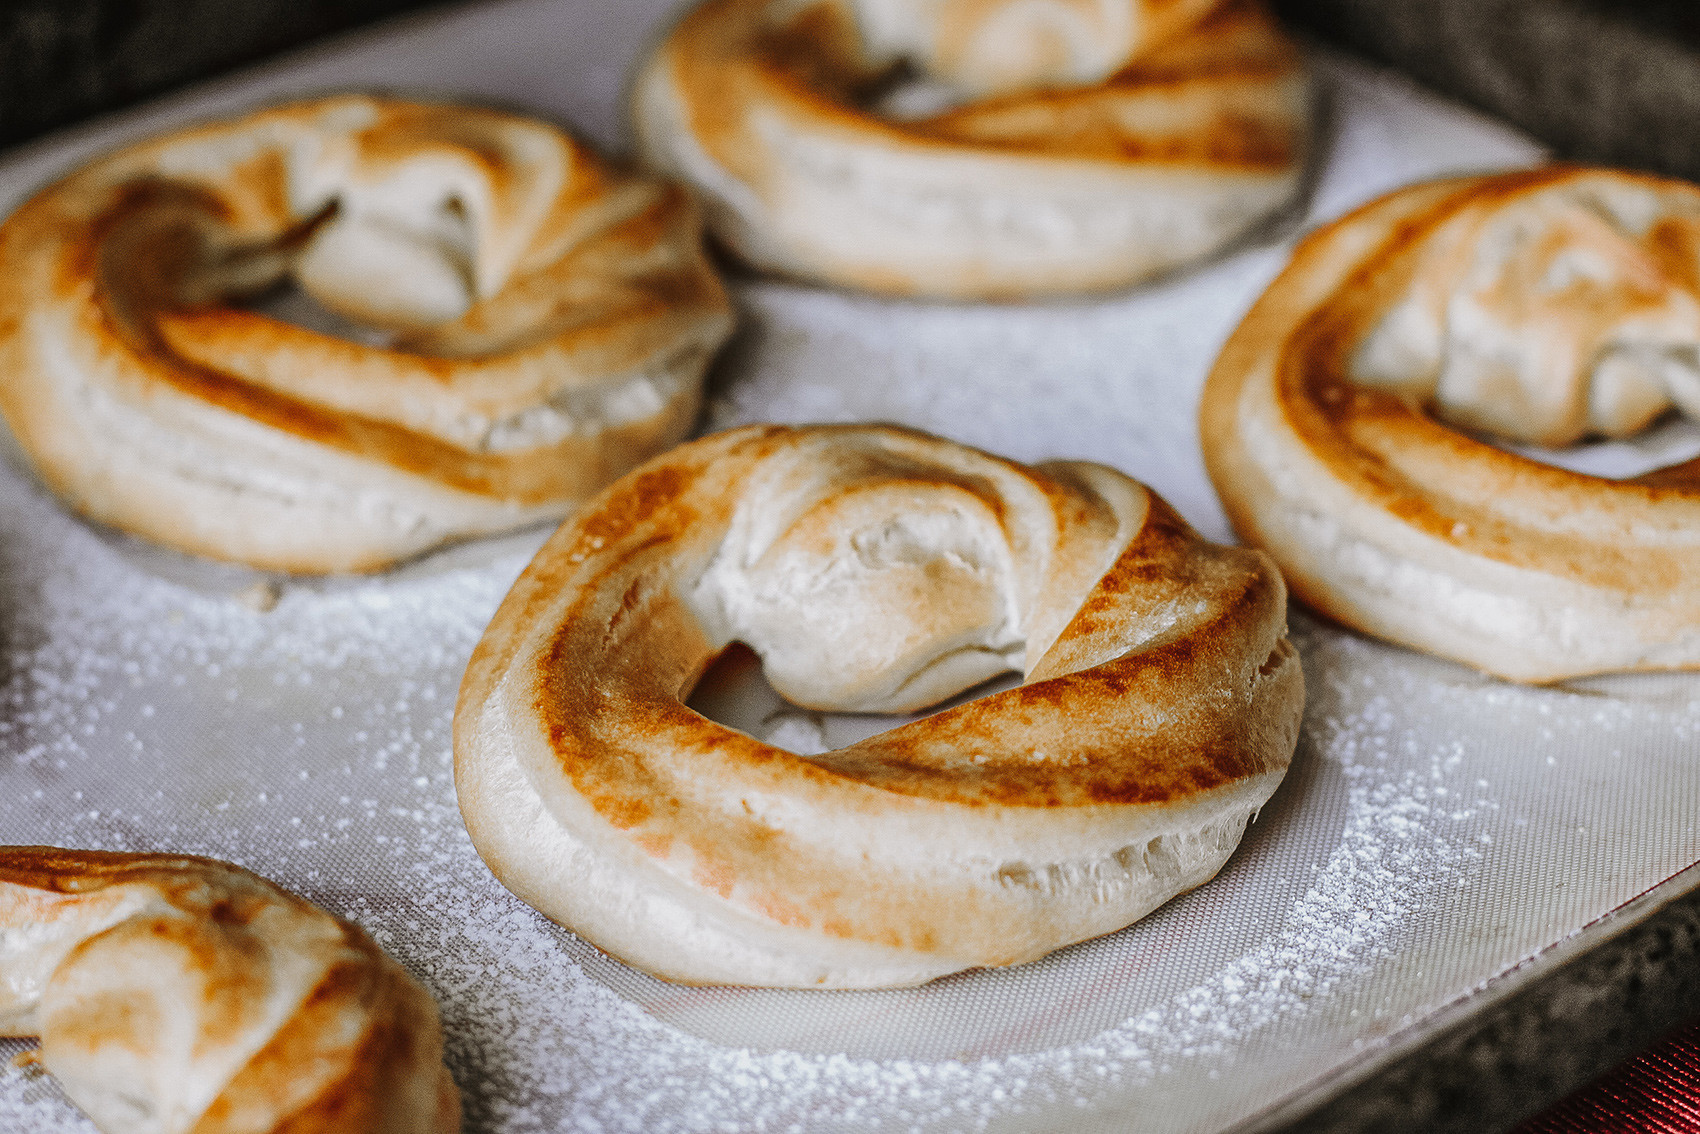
[
  {"x1": 455, "y1": 424, "x2": 1302, "y2": 985},
  {"x1": 633, "y1": 0, "x2": 1311, "y2": 297},
  {"x1": 1201, "y1": 165, "x2": 1700, "y2": 680},
  {"x1": 672, "y1": 0, "x2": 1303, "y2": 171},
  {"x1": 0, "y1": 95, "x2": 733, "y2": 570},
  {"x1": 0, "y1": 846, "x2": 459, "y2": 1134}
]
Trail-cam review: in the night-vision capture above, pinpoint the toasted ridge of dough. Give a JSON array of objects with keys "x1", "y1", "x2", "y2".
[
  {"x1": 0, "y1": 846, "x2": 460, "y2": 1134},
  {"x1": 632, "y1": 0, "x2": 1311, "y2": 299},
  {"x1": 1201, "y1": 166, "x2": 1700, "y2": 681},
  {"x1": 0, "y1": 94, "x2": 733, "y2": 572},
  {"x1": 455, "y1": 424, "x2": 1303, "y2": 988}
]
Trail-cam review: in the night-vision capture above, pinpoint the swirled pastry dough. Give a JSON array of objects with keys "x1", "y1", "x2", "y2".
[
  {"x1": 0, "y1": 846, "x2": 459, "y2": 1133},
  {"x1": 1202, "y1": 166, "x2": 1700, "y2": 680},
  {"x1": 0, "y1": 95, "x2": 732, "y2": 572},
  {"x1": 455, "y1": 424, "x2": 1302, "y2": 988},
  {"x1": 633, "y1": 0, "x2": 1311, "y2": 297}
]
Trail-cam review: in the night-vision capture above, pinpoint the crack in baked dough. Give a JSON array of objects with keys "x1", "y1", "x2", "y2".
[{"x1": 991, "y1": 818, "x2": 1249, "y2": 902}]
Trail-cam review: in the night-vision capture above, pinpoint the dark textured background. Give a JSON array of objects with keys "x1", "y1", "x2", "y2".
[
  {"x1": 1272, "y1": 0, "x2": 1700, "y2": 183},
  {"x1": 0, "y1": 0, "x2": 441, "y2": 149},
  {"x1": 4, "y1": 0, "x2": 1700, "y2": 181},
  {"x1": 1260, "y1": 877, "x2": 1700, "y2": 1133}
]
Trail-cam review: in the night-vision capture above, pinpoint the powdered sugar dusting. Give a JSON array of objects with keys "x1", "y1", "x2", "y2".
[
  {"x1": 5, "y1": 27, "x2": 1700, "y2": 1134},
  {"x1": 1, "y1": 478, "x2": 1505, "y2": 1131},
  {"x1": 3, "y1": 398, "x2": 1698, "y2": 1134}
]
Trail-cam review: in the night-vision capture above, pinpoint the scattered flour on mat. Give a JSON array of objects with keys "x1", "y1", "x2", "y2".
[
  {"x1": 0, "y1": 43, "x2": 1678, "y2": 1134},
  {"x1": 0, "y1": 485, "x2": 1510, "y2": 1133}
]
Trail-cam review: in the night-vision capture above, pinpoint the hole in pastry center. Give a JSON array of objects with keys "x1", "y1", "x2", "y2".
[
  {"x1": 686, "y1": 643, "x2": 1021, "y2": 757},
  {"x1": 1486, "y1": 413, "x2": 1700, "y2": 479},
  {"x1": 239, "y1": 280, "x2": 399, "y2": 348},
  {"x1": 1348, "y1": 314, "x2": 1700, "y2": 478},
  {"x1": 193, "y1": 191, "x2": 478, "y2": 343},
  {"x1": 859, "y1": 59, "x2": 970, "y2": 120}
]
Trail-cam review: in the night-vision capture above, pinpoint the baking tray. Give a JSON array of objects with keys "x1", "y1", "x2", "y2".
[{"x1": 3, "y1": 1, "x2": 1699, "y2": 1131}]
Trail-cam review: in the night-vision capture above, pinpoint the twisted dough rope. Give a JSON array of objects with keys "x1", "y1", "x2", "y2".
[
  {"x1": 632, "y1": 0, "x2": 1310, "y2": 298},
  {"x1": 1201, "y1": 166, "x2": 1700, "y2": 681},
  {"x1": 0, "y1": 95, "x2": 733, "y2": 572},
  {"x1": 455, "y1": 424, "x2": 1302, "y2": 988},
  {"x1": 0, "y1": 847, "x2": 459, "y2": 1134}
]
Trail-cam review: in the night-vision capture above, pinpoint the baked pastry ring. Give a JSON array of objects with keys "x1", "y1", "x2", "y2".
[
  {"x1": 1201, "y1": 166, "x2": 1700, "y2": 681},
  {"x1": 632, "y1": 0, "x2": 1311, "y2": 298},
  {"x1": 0, "y1": 95, "x2": 733, "y2": 572},
  {"x1": 0, "y1": 846, "x2": 459, "y2": 1133},
  {"x1": 455, "y1": 424, "x2": 1303, "y2": 988}
]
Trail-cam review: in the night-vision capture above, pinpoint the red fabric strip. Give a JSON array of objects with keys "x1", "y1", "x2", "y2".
[{"x1": 1516, "y1": 1018, "x2": 1700, "y2": 1133}]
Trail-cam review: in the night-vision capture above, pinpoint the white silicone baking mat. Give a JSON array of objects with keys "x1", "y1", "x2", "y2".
[{"x1": 3, "y1": 1, "x2": 1699, "y2": 1131}]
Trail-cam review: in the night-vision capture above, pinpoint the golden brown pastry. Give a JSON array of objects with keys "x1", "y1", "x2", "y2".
[
  {"x1": 455, "y1": 424, "x2": 1303, "y2": 988},
  {"x1": 0, "y1": 94, "x2": 733, "y2": 572},
  {"x1": 632, "y1": 0, "x2": 1311, "y2": 298},
  {"x1": 1201, "y1": 166, "x2": 1700, "y2": 681},
  {"x1": 0, "y1": 846, "x2": 459, "y2": 1133}
]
